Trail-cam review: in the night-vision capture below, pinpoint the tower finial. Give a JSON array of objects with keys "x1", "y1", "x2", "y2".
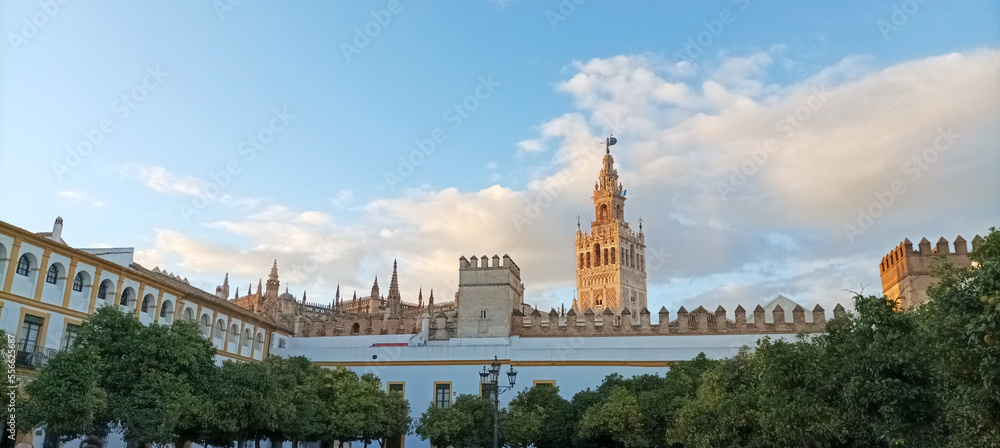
[
  {"x1": 577, "y1": 214, "x2": 581, "y2": 231},
  {"x1": 605, "y1": 134, "x2": 617, "y2": 154}
]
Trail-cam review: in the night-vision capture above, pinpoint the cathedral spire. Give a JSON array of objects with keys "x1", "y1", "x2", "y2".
[
  {"x1": 266, "y1": 260, "x2": 280, "y2": 297},
  {"x1": 335, "y1": 284, "x2": 340, "y2": 303},
  {"x1": 418, "y1": 287, "x2": 424, "y2": 308},
  {"x1": 256, "y1": 279, "x2": 262, "y2": 296},
  {"x1": 370, "y1": 276, "x2": 380, "y2": 302},
  {"x1": 387, "y1": 259, "x2": 401, "y2": 316}
]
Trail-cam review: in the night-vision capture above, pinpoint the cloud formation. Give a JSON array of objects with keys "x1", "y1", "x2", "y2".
[{"x1": 131, "y1": 48, "x2": 1000, "y2": 315}]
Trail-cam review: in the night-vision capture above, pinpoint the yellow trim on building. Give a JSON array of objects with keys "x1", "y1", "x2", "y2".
[
  {"x1": 61, "y1": 260, "x2": 78, "y2": 308},
  {"x1": 533, "y1": 379, "x2": 557, "y2": 387},
  {"x1": 3, "y1": 238, "x2": 23, "y2": 292},
  {"x1": 317, "y1": 359, "x2": 672, "y2": 368}
]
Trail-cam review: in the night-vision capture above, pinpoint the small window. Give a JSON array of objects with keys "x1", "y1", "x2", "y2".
[
  {"x1": 184, "y1": 308, "x2": 194, "y2": 321},
  {"x1": 45, "y1": 264, "x2": 59, "y2": 284},
  {"x1": 533, "y1": 379, "x2": 556, "y2": 388},
  {"x1": 434, "y1": 383, "x2": 451, "y2": 408},
  {"x1": 480, "y1": 310, "x2": 487, "y2": 319},
  {"x1": 97, "y1": 281, "x2": 109, "y2": 300},
  {"x1": 119, "y1": 289, "x2": 130, "y2": 307},
  {"x1": 388, "y1": 382, "x2": 405, "y2": 395},
  {"x1": 16, "y1": 255, "x2": 30, "y2": 276},
  {"x1": 141, "y1": 295, "x2": 152, "y2": 313},
  {"x1": 278, "y1": 338, "x2": 286, "y2": 349},
  {"x1": 72, "y1": 273, "x2": 85, "y2": 292}
]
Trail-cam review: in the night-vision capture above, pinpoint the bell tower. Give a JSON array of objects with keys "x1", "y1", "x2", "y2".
[{"x1": 575, "y1": 137, "x2": 647, "y2": 321}]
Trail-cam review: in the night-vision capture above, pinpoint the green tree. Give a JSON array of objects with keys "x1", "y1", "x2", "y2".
[
  {"x1": 920, "y1": 228, "x2": 1000, "y2": 447},
  {"x1": 578, "y1": 386, "x2": 648, "y2": 448},
  {"x1": 22, "y1": 306, "x2": 217, "y2": 446},
  {"x1": 415, "y1": 394, "x2": 499, "y2": 448},
  {"x1": 505, "y1": 384, "x2": 573, "y2": 448},
  {"x1": 754, "y1": 337, "x2": 843, "y2": 448},
  {"x1": 21, "y1": 345, "x2": 107, "y2": 441},
  {"x1": 823, "y1": 295, "x2": 941, "y2": 447},
  {"x1": 667, "y1": 348, "x2": 761, "y2": 448},
  {"x1": 206, "y1": 359, "x2": 282, "y2": 447}
]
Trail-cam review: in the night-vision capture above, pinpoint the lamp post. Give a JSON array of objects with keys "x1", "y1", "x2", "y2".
[{"x1": 479, "y1": 355, "x2": 517, "y2": 448}]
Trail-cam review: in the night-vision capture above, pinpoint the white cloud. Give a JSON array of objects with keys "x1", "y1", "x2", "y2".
[
  {"x1": 57, "y1": 190, "x2": 109, "y2": 207},
  {"x1": 133, "y1": 48, "x2": 1000, "y2": 316}
]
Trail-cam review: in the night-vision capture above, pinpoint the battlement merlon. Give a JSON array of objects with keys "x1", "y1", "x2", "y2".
[
  {"x1": 879, "y1": 235, "x2": 979, "y2": 309},
  {"x1": 459, "y1": 254, "x2": 520, "y2": 277},
  {"x1": 511, "y1": 303, "x2": 838, "y2": 337},
  {"x1": 879, "y1": 235, "x2": 980, "y2": 274}
]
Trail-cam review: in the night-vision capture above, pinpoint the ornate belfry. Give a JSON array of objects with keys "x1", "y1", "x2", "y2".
[{"x1": 574, "y1": 137, "x2": 647, "y2": 321}]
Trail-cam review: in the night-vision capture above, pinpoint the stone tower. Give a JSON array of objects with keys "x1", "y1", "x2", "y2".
[
  {"x1": 456, "y1": 254, "x2": 524, "y2": 338},
  {"x1": 880, "y1": 235, "x2": 979, "y2": 309},
  {"x1": 575, "y1": 137, "x2": 647, "y2": 322}
]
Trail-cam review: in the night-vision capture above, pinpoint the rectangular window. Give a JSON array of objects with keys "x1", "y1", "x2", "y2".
[
  {"x1": 20, "y1": 315, "x2": 44, "y2": 351},
  {"x1": 63, "y1": 324, "x2": 80, "y2": 350},
  {"x1": 434, "y1": 382, "x2": 451, "y2": 408},
  {"x1": 387, "y1": 382, "x2": 405, "y2": 395}
]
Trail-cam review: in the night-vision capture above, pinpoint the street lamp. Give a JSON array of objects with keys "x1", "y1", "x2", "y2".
[{"x1": 479, "y1": 355, "x2": 516, "y2": 448}]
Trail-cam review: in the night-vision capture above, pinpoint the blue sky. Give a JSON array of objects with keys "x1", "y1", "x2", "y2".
[{"x1": 2, "y1": 1, "x2": 998, "y2": 313}]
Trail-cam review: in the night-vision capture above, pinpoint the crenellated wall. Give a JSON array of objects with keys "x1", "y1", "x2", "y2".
[
  {"x1": 880, "y1": 235, "x2": 980, "y2": 309},
  {"x1": 511, "y1": 303, "x2": 843, "y2": 337},
  {"x1": 456, "y1": 254, "x2": 524, "y2": 338}
]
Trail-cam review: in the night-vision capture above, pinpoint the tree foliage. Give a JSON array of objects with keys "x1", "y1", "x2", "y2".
[
  {"x1": 505, "y1": 384, "x2": 573, "y2": 448},
  {"x1": 415, "y1": 394, "x2": 499, "y2": 448},
  {"x1": 20, "y1": 307, "x2": 412, "y2": 447}
]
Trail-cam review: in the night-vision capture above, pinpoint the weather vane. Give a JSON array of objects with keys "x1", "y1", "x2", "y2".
[
  {"x1": 576, "y1": 214, "x2": 581, "y2": 231},
  {"x1": 638, "y1": 217, "x2": 643, "y2": 231},
  {"x1": 605, "y1": 134, "x2": 617, "y2": 154}
]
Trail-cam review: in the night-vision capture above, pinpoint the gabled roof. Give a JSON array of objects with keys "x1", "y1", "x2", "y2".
[{"x1": 745, "y1": 294, "x2": 813, "y2": 324}]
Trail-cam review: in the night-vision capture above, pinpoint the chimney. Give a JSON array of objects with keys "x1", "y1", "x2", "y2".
[{"x1": 52, "y1": 216, "x2": 64, "y2": 241}]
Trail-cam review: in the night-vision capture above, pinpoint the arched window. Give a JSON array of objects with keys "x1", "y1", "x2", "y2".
[
  {"x1": 160, "y1": 300, "x2": 174, "y2": 322},
  {"x1": 45, "y1": 264, "x2": 59, "y2": 284},
  {"x1": 215, "y1": 320, "x2": 226, "y2": 340},
  {"x1": 201, "y1": 314, "x2": 212, "y2": 337},
  {"x1": 16, "y1": 255, "x2": 30, "y2": 276},
  {"x1": 595, "y1": 292, "x2": 603, "y2": 307},
  {"x1": 610, "y1": 248, "x2": 616, "y2": 265},
  {"x1": 604, "y1": 248, "x2": 609, "y2": 265},
  {"x1": 599, "y1": 204, "x2": 608, "y2": 220},
  {"x1": 242, "y1": 329, "x2": 251, "y2": 348},
  {"x1": 184, "y1": 308, "x2": 194, "y2": 321},
  {"x1": 119, "y1": 289, "x2": 131, "y2": 307},
  {"x1": 97, "y1": 280, "x2": 113, "y2": 300},
  {"x1": 254, "y1": 333, "x2": 264, "y2": 352},
  {"x1": 351, "y1": 323, "x2": 360, "y2": 334},
  {"x1": 586, "y1": 252, "x2": 591, "y2": 268},
  {"x1": 72, "y1": 272, "x2": 85, "y2": 292},
  {"x1": 141, "y1": 294, "x2": 154, "y2": 313},
  {"x1": 230, "y1": 325, "x2": 239, "y2": 344},
  {"x1": 579, "y1": 253, "x2": 584, "y2": 269}
]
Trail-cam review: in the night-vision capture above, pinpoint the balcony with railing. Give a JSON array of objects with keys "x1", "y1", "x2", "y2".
[{"x1": 13, "y1": 339, "x2": 59, "y2": 369}]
